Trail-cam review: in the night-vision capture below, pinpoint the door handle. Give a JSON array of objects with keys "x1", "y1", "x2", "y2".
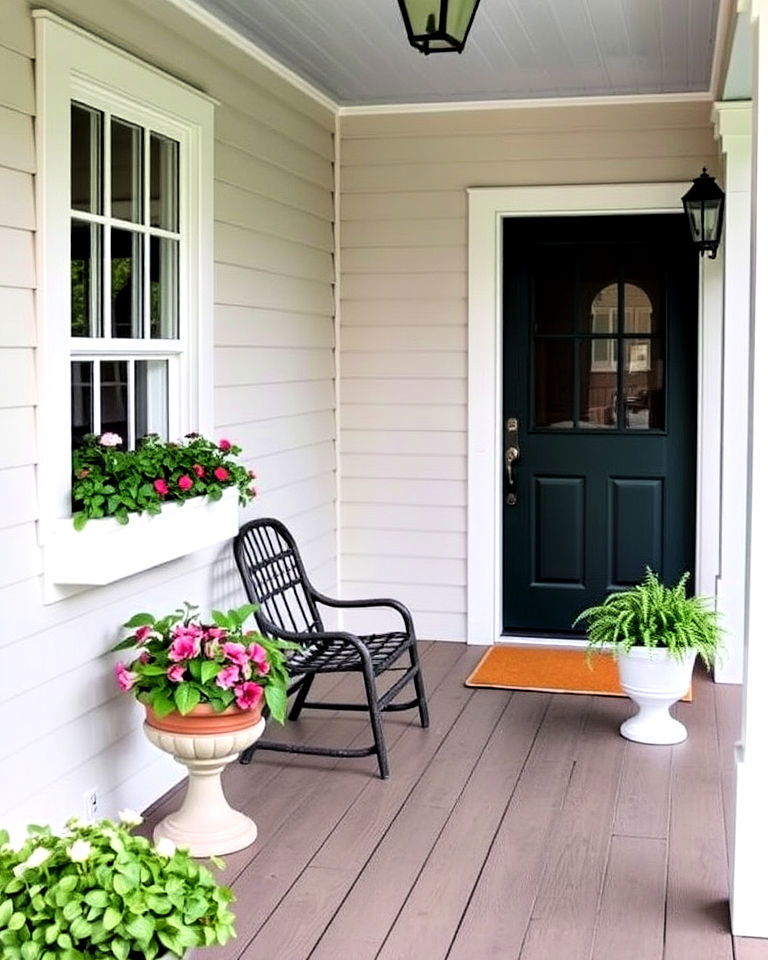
[{"x1": 505, "y1": 417, "x2": 520, "y2": 506}]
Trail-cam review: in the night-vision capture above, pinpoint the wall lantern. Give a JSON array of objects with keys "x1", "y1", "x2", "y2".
[
  {"x1": 396, "y1": 0, "x2": 482, "y2": 54},
  {"x1": 681, "y1": 167, "x2": 725, "y2": 259}
]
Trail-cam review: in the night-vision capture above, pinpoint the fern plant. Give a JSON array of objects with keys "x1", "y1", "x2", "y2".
[{"x1": 573, "y1": 568, "x2": 722, "y2": 668}]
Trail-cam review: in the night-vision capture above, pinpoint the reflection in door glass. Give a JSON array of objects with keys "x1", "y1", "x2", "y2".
[
  {"x1": 623, "y1": 339, "x2": 664, "y2": 430},
  {"x1": 579, "y1": 340, "x2": 617, "y2": 428},
  {"x1": 534, "y1": 340, "x2": 573, "y2": 428}
]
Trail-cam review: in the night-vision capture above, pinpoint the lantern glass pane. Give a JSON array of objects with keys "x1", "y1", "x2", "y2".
[
  {"x1": 703, "y1": 200, "x2": 720, "y2": 241},
  {"x1": 446, "y1": 0, "x2": 479, "y2": 40},
  {"x1": 685, "y1": 204, "x2": 702, "y2": 241},
  {"x1": 403, "y1": 0, "x2": 442, "y2": 36}
]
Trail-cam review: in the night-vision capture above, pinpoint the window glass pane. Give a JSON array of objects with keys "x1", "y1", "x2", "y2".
[
  {"x1": 135, "y1": 359, "x2": 169, "y2": 441},
  {"x1": 535, "y1": 340, "x2": 573, "y2": 428},
  {"x1": 111, "y1": 118, "x2": 143, "y2": 223},
  {"x1": 71, "y1": 222, "x2": 102, "y2": 338},
  {"x1": 111, "y1": 229, "x2": 142, "y2": 338},
  {"x1": 580, "y1": 340, "x2": 617, "y2": 429},
  {"x1": 624, "y1": 339, "x2": 664, "y2": 430},
  {"x1": 624, "y1": 283, "x2": 654, "y2": 334},
  {"x1": 150, "y1": 237, "x2": 179, "y2": 338},
  {"x1": 150, "y1": 133, "x2": 179, "y2": 231},
  {"x1": 532, "y1": 248, "x2": 575, "y2": 334},
  {"x1": 71, "y1": 361, "x2": 93, "y2": 447},
  {"x1": 100, "y1": 360, "x2": 129, "y2": 442},
  {"x1": 577, "y1": 247, "x2": 620, "y2": 333},
  {"x1": 71, "y1": 103, "x2": 102, "y2": 214}
]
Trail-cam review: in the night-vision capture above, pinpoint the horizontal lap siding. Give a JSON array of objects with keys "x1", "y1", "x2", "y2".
[
  {"x1": 338, "y1": 101, "x2": 717, "y2": 642},
  {"x1": 0, "y1": 0, "x2": 335, "y2": 834}
]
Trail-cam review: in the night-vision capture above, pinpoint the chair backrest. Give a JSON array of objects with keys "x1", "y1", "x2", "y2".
[{"x1": 233, "y1": 518, "x2": 324, "y2": 640}]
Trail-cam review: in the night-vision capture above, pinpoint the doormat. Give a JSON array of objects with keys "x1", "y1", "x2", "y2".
[{"x1": 465, "y1": 645, "x2": 693, "y2": 701}]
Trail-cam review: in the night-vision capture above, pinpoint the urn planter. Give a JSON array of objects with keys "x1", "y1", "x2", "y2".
[
  {"x1": 617, "y1": 647, "x2": 696, "y2": 744},
  {"x1": 144, "y1": 704, "x2": 265, "y2": 857}
]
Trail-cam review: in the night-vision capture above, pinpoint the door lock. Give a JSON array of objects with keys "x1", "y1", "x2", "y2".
[{"x1": 505, "y1": 417, "x2": 521, "y2": 506}]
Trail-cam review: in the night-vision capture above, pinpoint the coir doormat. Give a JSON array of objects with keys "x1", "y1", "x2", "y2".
[{"x1": 465, "y1": 645, "x2": 692, "y2": 701}]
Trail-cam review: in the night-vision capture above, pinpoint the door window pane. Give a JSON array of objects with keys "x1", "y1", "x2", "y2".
[
  {"x1": 580, "y1": 341, "x2": 617, "y2": 428},
  {"x1": 150, "y1": 133, "x2": 179, "y2": 231},
  {"x1": 71, "y1": 222, "x2": 102, "y2": 337},
  {"x1": 532, "y1": 251, "x2": 574, "y2": 334},
  {"x1": 577, "y1": 247, "x2": 620, "y2": 332},
  {"x1": 71, "y1": 103, "x2": 102, "y2": 214},
  {"x1": 111, "y1": 229, "x2": 142, "y2": 338},
  {"x1": 624, "y1": 283, "x2": 654, "y2": 334},
  {"x1": 71, "y1": 361, "x2": 93, "y2": 446},
  {"x1": 100, "y1": 360, "x2": 128, "y2": 441},
  {"x1": 535, "y1": 340, "x2": 573, "y2": 428},
  {"x1": 624, "y1": 339, "x2": 664, "y2": 430},
  {"x1": 150, "y1": 237, "x2": 179, "y2": 338},
  {"x1": 111, "y1": 118, "x2": 143, "y2": 223},
  {"x1": 135, "y1": 359, "x2": 169, "y2": 440}
]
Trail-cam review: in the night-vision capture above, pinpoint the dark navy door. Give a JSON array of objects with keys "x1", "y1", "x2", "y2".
[{"x1": 502, "y1": 214, "x2": 697, "y2": 634}]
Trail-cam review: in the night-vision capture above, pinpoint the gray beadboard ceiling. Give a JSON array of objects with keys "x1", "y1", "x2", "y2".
[{"x1": 190, "y1": 0, "x2": 722, "y2": 106}]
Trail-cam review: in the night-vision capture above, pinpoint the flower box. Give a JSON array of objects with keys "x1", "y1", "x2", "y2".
[{"x1": 44, "y1": 487, "x2": 239, "y2": 587}]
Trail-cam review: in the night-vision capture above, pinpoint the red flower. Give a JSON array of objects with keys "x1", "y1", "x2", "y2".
[
  {"x1": 192, "y1": 464, "x2": 205, "y2": 478},
  {"x1": 153, "y1": 479, "x2": 169, "y2": 496},
  {"x1": 248, "y1": 470, "x2": 257, "y2": 479},
  {"x1": 178, "y1": 474, "x2": 193, "y2": 492},
  {"x1": 218, "y1": 439, "x2": 232, "y2": 452},
  {"x1": 214, "y1": 466, "x2": 230, "y2": 482}
]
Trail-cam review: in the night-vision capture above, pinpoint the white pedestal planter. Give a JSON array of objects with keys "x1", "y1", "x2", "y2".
[
  {"x1": 617, "y1": 647, "x2": 696, "y2": 744},
  {"x1": 144, "y1": 713, "x2": 265, "y2": 857}
]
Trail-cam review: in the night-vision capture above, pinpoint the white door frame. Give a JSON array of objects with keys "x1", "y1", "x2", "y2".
[{"x1": 466, "y1": 183, "x2": 723, "y2": 651}]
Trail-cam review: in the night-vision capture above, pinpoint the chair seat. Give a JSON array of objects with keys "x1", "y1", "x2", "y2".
[{"x1": 287, "y1": 631, "x2": 410, "y2": 674}]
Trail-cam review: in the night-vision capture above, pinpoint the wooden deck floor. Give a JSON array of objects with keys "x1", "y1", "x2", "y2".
[{"x1": 144, "y1": 642, "x2": 768, "y2": 960}]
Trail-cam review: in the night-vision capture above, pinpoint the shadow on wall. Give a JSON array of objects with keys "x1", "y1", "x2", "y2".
[{"x1": 209, "y1": 541, "x2": 248, "y2": 613}]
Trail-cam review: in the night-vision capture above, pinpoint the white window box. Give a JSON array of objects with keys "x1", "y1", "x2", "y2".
[{"x1": 44, "y1": 487, "x2": 239, "y2": 588}]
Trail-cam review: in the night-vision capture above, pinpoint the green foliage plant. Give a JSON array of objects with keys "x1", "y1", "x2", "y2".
[
  {"x1": 573, "y1": 568, "x2": 722, "y2": 668},
  {"x1": 112, "y1": 603, "x2": 297, "y2": 724},
  {"x1": 71, "y1": 433, "x2": 256, "y2": 530},
  {"x1": 0, "y1": 815, "x2": 236, "y2": 959}
]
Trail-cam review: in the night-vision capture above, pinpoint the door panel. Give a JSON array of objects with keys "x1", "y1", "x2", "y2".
[{"x1": 502, "y1": 214, "x2": 697, "y2": 635}]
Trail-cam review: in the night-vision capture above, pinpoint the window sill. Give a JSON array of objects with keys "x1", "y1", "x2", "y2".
[{"x1": 43, "y1": 487, "x2": 239, "y2": 599}]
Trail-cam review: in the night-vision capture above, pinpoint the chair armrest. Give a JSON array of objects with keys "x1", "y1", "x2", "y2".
[{"x1": 310, "y1": 590, "x2": 415, "y2": 634}]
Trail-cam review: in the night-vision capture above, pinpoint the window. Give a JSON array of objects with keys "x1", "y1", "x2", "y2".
[{"x1": 35, "y1": 12, "x2": 214, "y2": 522}]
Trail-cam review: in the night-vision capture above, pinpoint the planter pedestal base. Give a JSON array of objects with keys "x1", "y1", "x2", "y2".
[
  {"x1": 617, "y1": 648, "x2": 696, "y2": 746},
  {"x1": 144, "y1": 718, "x2": 265, "y2": 857},
  {"x1": 620, "y1": 710, "x2": 688, "y2": 745}
]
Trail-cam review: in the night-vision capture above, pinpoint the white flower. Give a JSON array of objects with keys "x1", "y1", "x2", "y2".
[
  {"x1": 13, "y1": 846, "x2": 51, "y2": 875},
  {"x1": 154, "y1": 837, "x2": 176, "y2": 858},
  {"x1": 118, "y1": 809, "x2": 143, "y2": 827},
  {"x1": 99, "y1": 432, "x2": 123, "y2": 447},
  {"x1": 68, "y1": 839, "x2": 92, "y2": 863}
]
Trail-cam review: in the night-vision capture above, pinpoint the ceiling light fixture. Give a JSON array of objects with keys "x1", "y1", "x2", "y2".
[{"x1": 396, "y1": 0, "x2": 482, "y2": 54}]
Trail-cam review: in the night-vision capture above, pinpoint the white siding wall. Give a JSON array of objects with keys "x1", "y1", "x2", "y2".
[
  {"x1": 338, "y1": 102, "x2": 719, "y2": 642},
  {"x1": 0, "y1": 0, "x2": 335, "y2": 834}
]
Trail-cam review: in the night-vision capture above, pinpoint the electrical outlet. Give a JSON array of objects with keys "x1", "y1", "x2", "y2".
[{"x1": 83, "y1": 787, "x2": 98, "y2": 823}]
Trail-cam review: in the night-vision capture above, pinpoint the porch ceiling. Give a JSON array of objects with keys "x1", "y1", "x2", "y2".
[{"x1": 189, "y1": 0, "x2": 722, "y2": 106}]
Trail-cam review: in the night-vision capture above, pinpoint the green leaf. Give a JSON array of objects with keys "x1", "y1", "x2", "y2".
[
  {"x1": 150, "y1": 692, "x2": 175, "y2": 719},
  {"x1": 57, "y1": 876, "x2": 78, "y2": 894},
  {"x1": 265, "y1": 683, "x2": 287, "y2": 724},
  {"x1": 112, "y1": 874, "x2": 131, "y2": 897},
  {"x1": 72, "y1": 512, "x2": 87, "y2": 532},
  {"x1": 61, "y1": 900, "x2": 81, "y2": 922},
  {"x1": 210, "y1": 610, "x2": 231, "y2": 629},
  {"x1": 0, "y1": 899, "x2": 13, "y2": 927},
  {"x1": 20, "y1": 942, "x2": 40, "y2": 960},
  {"x1": 102, "y1": 906, "x2": 121, "y2": 931},
  {"x1": 200, "y1": 660, "x2": 220, "y2": 685},
  {"x1": 110, "y1": 938, "x2": 129, "y2": 960},
  {"x1": 125, "y1": 914, "x2": 155, "y2": 943},
  {"x1": 173, "y1": 683, "x2": 201, "y2": 715},
  {"x1": 8, "y1": 913, "x2": 26, "y2": 932},
  {"x1": 146, "y1": 894, "x2": 172, "y2": 914},
  {"x1": 123, "y1": 613, "x2": 155, "y2": 628}
]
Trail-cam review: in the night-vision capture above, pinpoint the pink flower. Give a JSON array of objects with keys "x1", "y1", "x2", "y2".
[
  {"x1": 247, "y1": 642, "x2": 270, "y2": 675},
  {"x1": 99, "y1": 432, "x2": 122, "y2": 447},
  {"x1": 168, "y1": 636, "x2": 200, "y2": 662},
  {"x1": 234, "y1": 682, "x2": 263, "y2": 711},
  {"x1": 222, "y1": 642, "x2": 249, "y2": 667},
  {"x1": 114, "y1": 662, "x2": 138, "y2": 692},
  {"x1": 218, "y1": 439, "x2": 232, "y2": 451},
  {"x1": 178, "y1": 474, "x2": 193, "y2": 492},
  {"x1": 135, "y1": 625, "x2": 154, "y2": 645},
  {"x1": 216, "y1": 665, "x2": 241, "y2": 689},
  {"x1": 153, "y1": 479, "x2": 168, "y2": 496},
  {"x1": 166, "y1": 664, "x2": 186, "y2": 683},
  {"x1": 138, "y1": 651, "x2": 151, "y2": 665},
  {"x1": 249, "y1": 487, "x2": 257, "y2": 498},
  {"x1": 214, "y1": 466, "x2": 230, "y2": 482},
  {"x1": 192, "y1": 464, "x2": 205, "y2": 478},
  {"x1": 172, "y1": 624, "x2": 205, "y2": 641},
  {"x1": 204, "y1": 639, "x2": 221, "y2": 659},
  {"x1": 248, "y1": 470, "x2": 257, "y2": 479},
  {"x1": 206, "y1": 627, "x2": 228, "y2": 640}
]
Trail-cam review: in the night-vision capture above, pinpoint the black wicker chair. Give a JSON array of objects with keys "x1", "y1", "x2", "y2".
[{"x1": 233, "y1": 517, "x2": 430, "y2": 779}]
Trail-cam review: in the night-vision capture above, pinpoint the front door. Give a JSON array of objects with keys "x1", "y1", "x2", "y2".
[{"x1": 502, "y1": 214, "x2": 698, "y2": 634}]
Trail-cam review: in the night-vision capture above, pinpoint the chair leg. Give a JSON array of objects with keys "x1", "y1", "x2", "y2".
[
  {"x1": 361, "y1": 659, "x2": 389, "y2": 779},
  {"x1": 408, "y1": 641, "x2": 430, "y2": 729},
  {"x1": 288, "y1": 673, "x2": 315, "y2": 722}
]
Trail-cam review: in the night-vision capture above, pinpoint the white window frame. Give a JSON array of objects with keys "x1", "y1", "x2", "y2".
[{"x1": 34, "y1": 11, "x2": 215, "y2": 532}]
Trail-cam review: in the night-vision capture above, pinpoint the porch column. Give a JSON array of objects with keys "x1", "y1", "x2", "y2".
[
  {"x1": 713, "y1": 101, "x2": 752, "y2": 684},
  {"x1": 731, "y1": 0, "x2": 768, "y2": 937}
]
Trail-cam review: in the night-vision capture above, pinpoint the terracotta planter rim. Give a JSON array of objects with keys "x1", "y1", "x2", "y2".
[{"x1": 145, "y1": 701, "x2": 262, "y2": 734}]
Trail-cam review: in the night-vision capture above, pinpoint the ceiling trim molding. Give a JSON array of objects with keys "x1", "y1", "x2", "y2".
[
  {"x1": 337, "y1": 91, "x2": 713, "y2": 117},
  {"x1": 710, "y1": 0, "x2": 741, "y2": 100},
  {"x1": 167, "y1": 0, "x2": 337, "y2": 113}
]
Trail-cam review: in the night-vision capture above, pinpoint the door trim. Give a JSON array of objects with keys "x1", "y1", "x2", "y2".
[{"x1": 466, "y1": 183, "x2": 722, "y2": 651}]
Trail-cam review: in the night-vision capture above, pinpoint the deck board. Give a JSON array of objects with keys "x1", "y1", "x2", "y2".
[{"x1": 141, "y1": 657, "x2": 754, "y2": 960}]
